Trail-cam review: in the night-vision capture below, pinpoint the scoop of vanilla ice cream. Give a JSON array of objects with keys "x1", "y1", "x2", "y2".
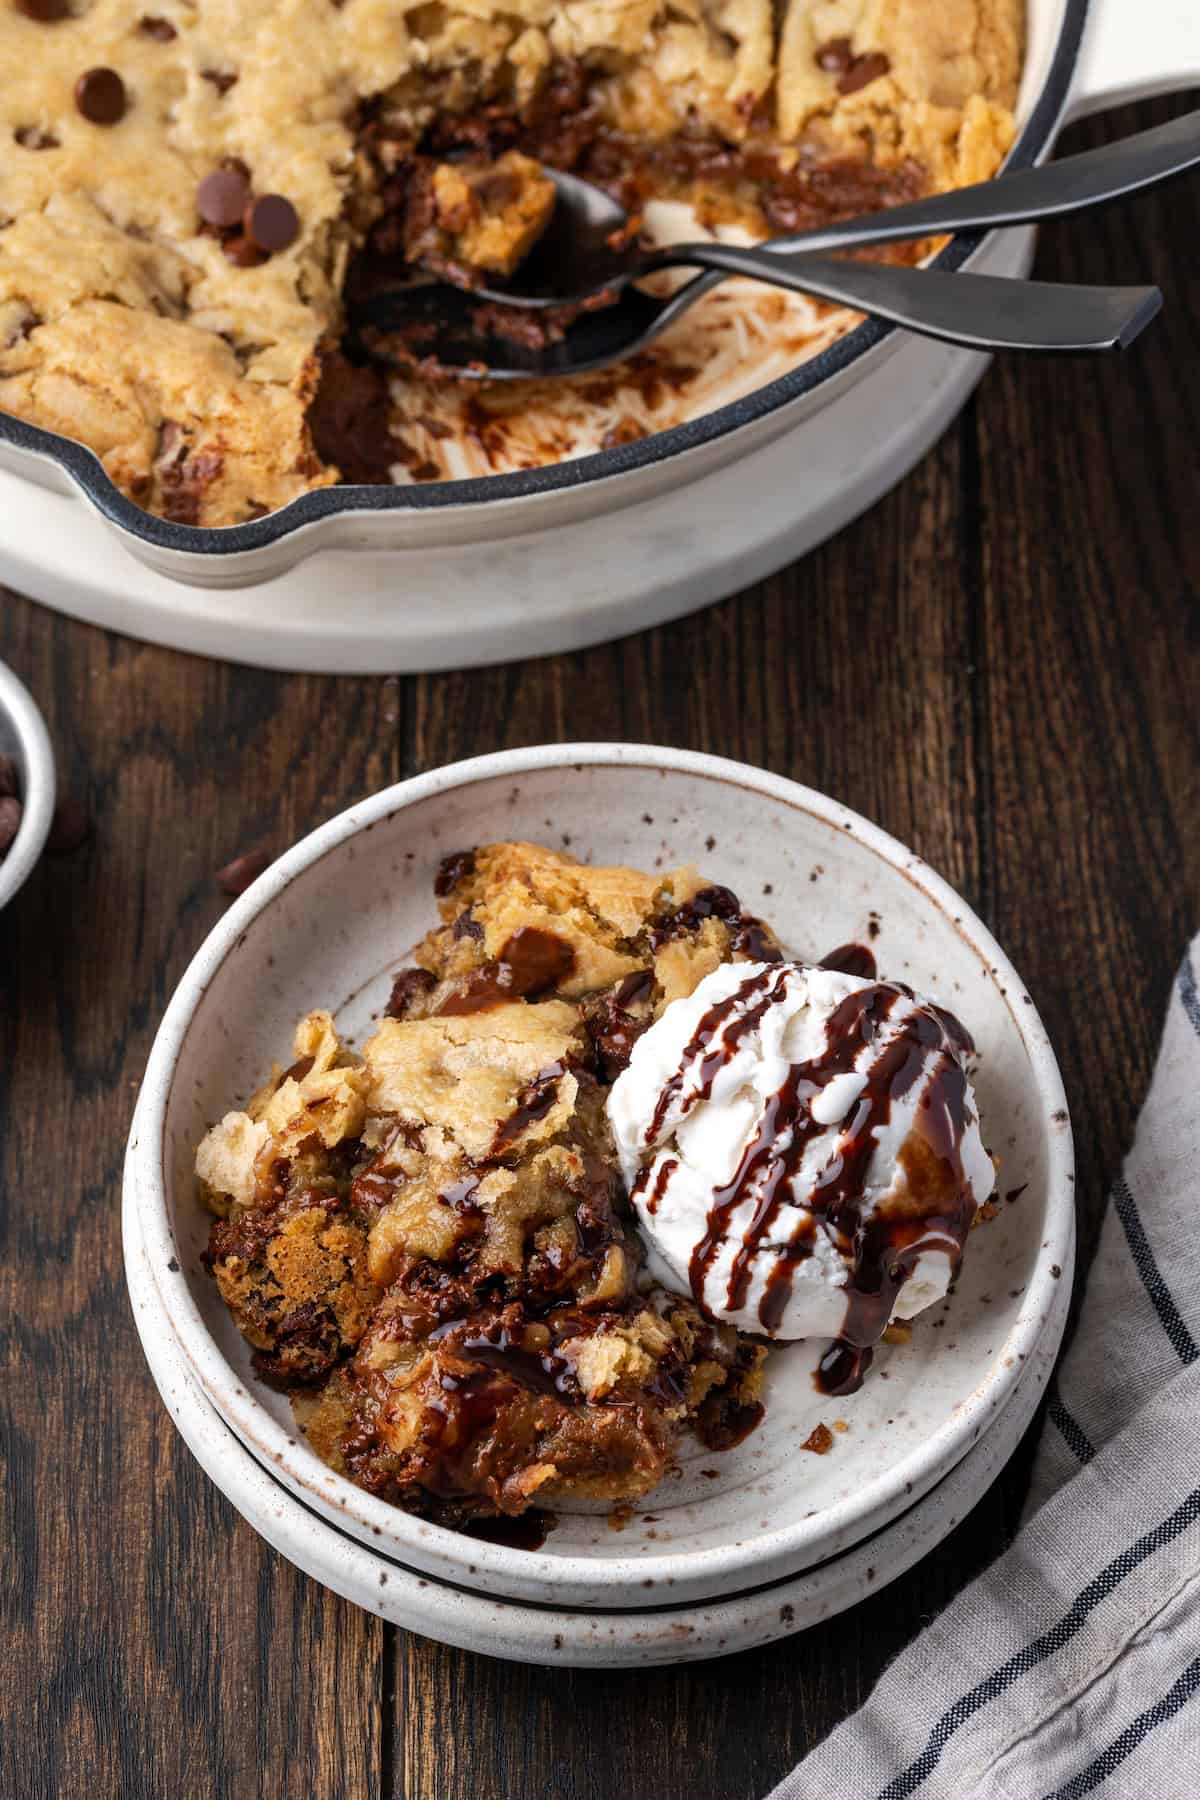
[{"x1": 608, "y1": 960, "x2": 995, "y2": 1342}]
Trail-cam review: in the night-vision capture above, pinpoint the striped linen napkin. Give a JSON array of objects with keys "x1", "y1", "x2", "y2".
[{"x1": 769, "y1": 938, "x2": 1200, "y2": 1800}]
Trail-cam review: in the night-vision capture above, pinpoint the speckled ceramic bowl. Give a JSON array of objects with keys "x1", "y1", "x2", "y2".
[
  {"x1": 124, "y1": 1161, "x2": 1069, "y2": 1665},
  {"x1": 0, "y1": 657, "x2": 55, "y2": 913},
  {"x1": 124, "y1": 745, "x2": 1074, "y2": 1608}
]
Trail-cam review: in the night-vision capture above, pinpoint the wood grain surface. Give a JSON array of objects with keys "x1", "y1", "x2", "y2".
[{"x1": 2, "y1": 96, "x2": 1198, "y2": 1800}]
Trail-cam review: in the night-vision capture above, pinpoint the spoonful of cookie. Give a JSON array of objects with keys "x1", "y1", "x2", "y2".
[{"x1": 350, "y1": 109, "x2": 1199, "y2": 380}]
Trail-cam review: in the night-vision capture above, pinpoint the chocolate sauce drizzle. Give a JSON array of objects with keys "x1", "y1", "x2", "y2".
[
  {"x1": 489, "y1": 1062, "x2": 565, "y2": 1155},
  {"x1": 638, "y1": 963, "x2": 977, "y2": 1395},
  {"x1": 818, "y1": 942, "x2": 877, "y2": 980},
  {"x1": 644, "y1": 965, "x2": 791, "y2": 1145},
  {"x1": 644, "y1": 1155, "x2": 678, "y2": 1216},
  {"x1": 430, "y1": 1314, "x2": 577, "y2": 1399}
]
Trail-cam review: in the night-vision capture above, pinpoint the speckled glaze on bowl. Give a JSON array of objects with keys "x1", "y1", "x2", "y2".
[
  {"x1": 124, "y1": 1164, "x2": 1069, "y2": 1665},
  {"x1": 0, "y1": 657, "x2": 55, "y2": 912},
  {"x1": 125, "y1": 745, "x2": 1074, "y2": 1608}
]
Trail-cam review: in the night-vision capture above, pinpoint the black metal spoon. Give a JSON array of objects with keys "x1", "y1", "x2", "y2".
[{"x1": 350, "y1": 107, "x2": 1200, "y2": 379}]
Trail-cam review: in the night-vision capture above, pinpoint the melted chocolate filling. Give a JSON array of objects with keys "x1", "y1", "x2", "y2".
[
  {"x1": 489, "y1": 1061, "x2": 566, "y2": 1154},
  {"x1": 818, "y1": 942, "x2": 877, "y2": 980},
  {"x1": 435, "y1": 848, "x2": 477, "y2": 896},
  {"x1": 436, "y1": 926, "x2": 576, "y2": 1014},
  {"x1": 462, "y1": 1509, "x2": 556, "y2": 1551},
  {"x1": 334, "y1": 59, "x2": 929, "y2": 409}
]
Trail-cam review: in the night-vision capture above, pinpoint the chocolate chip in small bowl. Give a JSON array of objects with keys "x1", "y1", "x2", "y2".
[
  {"x1": 0, "y1": 755, "x2": 22, "y2": 861},
  {"x1": 0, "y1": 752, "x2": 91, "y2": 869},
  {"x1": 0, "y1": 659, "x2": 67, "y2": 908}
]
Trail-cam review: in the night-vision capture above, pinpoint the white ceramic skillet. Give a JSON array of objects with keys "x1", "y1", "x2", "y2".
[
  {"x1": 1, "y1": 0, "x2": 1198, "y2": 668},
  {"x1": 124, "y1": 1162, "x2": 1070, "y2": 1666},
  {"x1": 124, "y1": 746, "x2": 1075, "y2": 1608}
]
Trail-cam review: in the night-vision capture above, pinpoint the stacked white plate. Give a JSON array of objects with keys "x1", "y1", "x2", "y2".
[{"x1": 123, "y1": 745, "x2": 1075, "y2": 1666}]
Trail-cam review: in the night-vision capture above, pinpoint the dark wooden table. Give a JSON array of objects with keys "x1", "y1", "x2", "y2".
[{"x1": 3, "y1": 95, "x2": 1198, "y2": 1800}]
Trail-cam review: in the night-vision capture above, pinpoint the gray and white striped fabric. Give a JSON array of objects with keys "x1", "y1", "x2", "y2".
[{"x1": 769, "y1": 937, "x2": 1200, "y2": 1800}]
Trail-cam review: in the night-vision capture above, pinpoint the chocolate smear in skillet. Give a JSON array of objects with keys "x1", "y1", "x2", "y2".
[{"x1": 307, "y1": 353, "x2": 399, "y2": 484}]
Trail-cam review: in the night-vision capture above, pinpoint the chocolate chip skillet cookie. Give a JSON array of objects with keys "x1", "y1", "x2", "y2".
[{"x1": 2, "y1": 2, "x2": 1022, "y2": 523}]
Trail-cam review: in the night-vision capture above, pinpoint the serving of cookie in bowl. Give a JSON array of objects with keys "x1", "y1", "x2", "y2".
[{"x1": 124, "y1": 744, "x2": 1073, "y2": 1639}]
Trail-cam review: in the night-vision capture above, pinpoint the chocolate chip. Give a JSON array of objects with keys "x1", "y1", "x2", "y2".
[
  {"x1": 15, "y1": 126, "x2": 59, "y2": 150},
  {"x1": 15, "y1": 0, "x2": 69, "y2": 19},
  {"x1": 154, "y1": 421, "x2": 223, "y2": 522},
  {"x1": 75, "y1": 68, "x2": 128, "y2": 126},
  {"x1": 196, "y1": 166, "x2": 249, "y2": 228},
  {"x1": 201, "y1": 67, "x2": 237, "y2": 96},
  {"x1": 687, "y1": 884, "x2": 741, "y2": 920},
  {"x1": 216, "y1": 849, "x2": 271, "y2": 896},
  {"x1": 0, "y1": 754, "x2": 18, "y2": 798},
  {"x1": 45, "y1": 793, "x2": 92, "y2": 854},
  {"x1": 385, "y1": 967, "x2": 437, "y2": 1019},
  {"x1": 244, "y1": 194, "x2": 299, "y2": 254},
  {"x1": 813, "y1": 37, "x2": 890, "y2": 94},
  {"x1": 434, "y1": 848, "x2": 476, "y2": 896},
  {"x1": 814, "y1": 36, "x2": 853, "y2": 73},
  {"x1": 452, "y1": 907, "x2": 483, "y2": 941},
  {"x1": 222, "y1": 232, "x2": 265, "y2": 268},
  {"x1": 0, "y1": 794, "x2": 23, "y2": 857},
  {"x1": 4, "y1": 308, "x2": 39, "y2": 353},
  {"x1": 838, "y1": 51, "x2": 890, "y2": 95},
  {"x1": 137, "y1": 14, "x2": 176, "y2": 38}
]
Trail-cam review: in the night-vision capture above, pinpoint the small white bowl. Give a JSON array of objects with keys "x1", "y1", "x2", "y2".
[
  {"x1": 125, "y1": 745, "x2": 1074, "y2": 1609},
  {"x1": 0, "y1": 657, "x2": 55, "y2": 911},
  {"x1": 124, "y1": 1164, "x2": 1070, "y2": 1665}
]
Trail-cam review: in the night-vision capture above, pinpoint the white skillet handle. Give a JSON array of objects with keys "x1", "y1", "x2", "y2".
[{"x1": 1069, "y1": 0, "x2": 1200, "y2": 120}]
